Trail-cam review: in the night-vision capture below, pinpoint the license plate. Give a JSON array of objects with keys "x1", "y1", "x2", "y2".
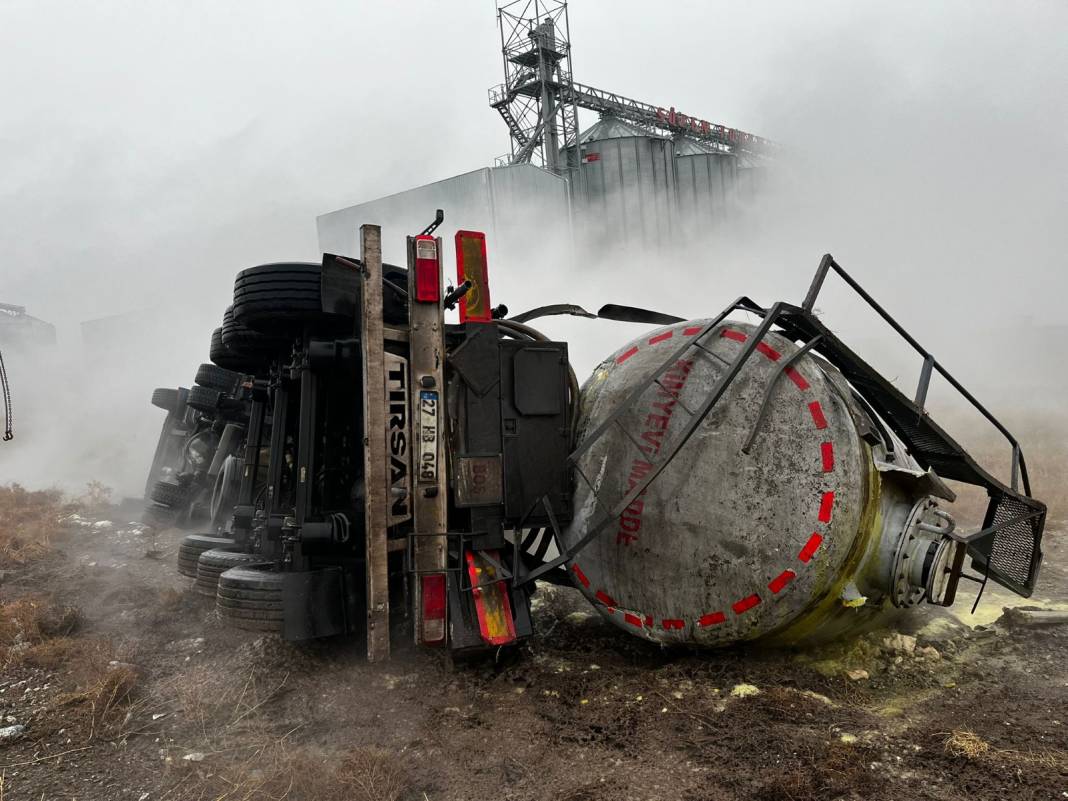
[{"x1": 418, "y1": 389, "x2": 438, "y2": 482}]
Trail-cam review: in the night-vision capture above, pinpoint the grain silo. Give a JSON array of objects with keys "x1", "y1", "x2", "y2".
[
  {"x1": 566, "y1": 117, "x2": 677, "y2": 249},
  {"x1": 673, "y1": 138, "x2": 737, "y2": 236}
]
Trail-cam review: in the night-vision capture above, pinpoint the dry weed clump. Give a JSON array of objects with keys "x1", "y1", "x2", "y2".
[
  {"x1": 335, "y1": 747, "x2": 411, "y2": 801},
  {"x1": 0, "y1": 483, "x2": 64, "y2": 567},
  {"x1": 190, "y1": 745, "x2": 411, "y2": 801},
  {"x1": 944, "y1": 729, "x2": 990, "y2": 759},
  {"x1": 0, "y1": 596, "x2": 80, "y2": 664},
  {"x1": 944, "y1": 729, "x2": 1068, "y2": 771},
  {"x1": 52, "y1": 662, "x2": 140, "y2": 740},
  {"x1": 73, "y1": 480, "x2": 113, "y2": 514},
  {"x1": 0, "y1": 593, "x2": 138, "y2": 740}
]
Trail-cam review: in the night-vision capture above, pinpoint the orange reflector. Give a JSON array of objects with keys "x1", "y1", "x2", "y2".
[
  {"x1": 455, "y1": 230, "x2": 491, "y2": 323},
  {"x1": 421, "y1": 573, "x2": 447, "y2": 645},
  {"x1": 464, "y1": 550, "x2": 516, "y2": 646}
]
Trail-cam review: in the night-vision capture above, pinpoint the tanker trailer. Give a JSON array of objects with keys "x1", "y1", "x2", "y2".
[
  {"x1": 167, "y1": 224, "x2": 1043, "y2": 658},
  {"x1": 535, "y1": 257, "x2": 1046, "y2": 647}
]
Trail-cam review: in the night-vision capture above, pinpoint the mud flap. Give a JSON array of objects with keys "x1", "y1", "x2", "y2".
[
  {"x1": 465, "y1": 550, "x2": 516, "y2": 646},
  {"x1": 282, "y1": 567, "x2": 347, "y2": 641},
  {"x1": 448, "y1": 549, "x2": 532, "y2": 651}
]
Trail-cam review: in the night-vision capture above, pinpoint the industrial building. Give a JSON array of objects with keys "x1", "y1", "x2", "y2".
[
  {"x1": 319, "y1": 0, "x2": 771, "y2": 259},
  {"x1": 0, "y1": 303, "x2": 56, "y2": 349}
]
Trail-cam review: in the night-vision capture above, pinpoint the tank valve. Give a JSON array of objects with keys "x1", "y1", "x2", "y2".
[{"x1": 890, "y1": 498, "x2": 960, "y2": 608}]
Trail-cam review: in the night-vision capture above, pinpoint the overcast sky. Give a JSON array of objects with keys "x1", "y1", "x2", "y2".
[
  {"x1": 4, "y1": 1, "x2": 1064, "y2": 326},
  {"x1": 1, "y1": 0, "x2": 1065, "y2": 492}
]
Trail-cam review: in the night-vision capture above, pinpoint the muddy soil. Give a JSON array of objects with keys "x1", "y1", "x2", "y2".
[{"x1": 0, "y1": 512, "x2": 1065, "y2": 801}]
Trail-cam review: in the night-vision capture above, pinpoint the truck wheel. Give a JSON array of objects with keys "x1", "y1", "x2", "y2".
[
  {"x1": 151, "y1": 387, "x2": 179, "y2": 412},
  {"x1": 150, "y1": 480, "x2": 190, "y2": 509},
  {"x1": 210, "y1": 327, "x2": 248, "y2": 372},
  {"x1": 195, "y1": 363, "x2": 241, "y2": 393},
  {"x1": 194, "y1": 549, "x2": 266, "y2": 597},
  {"x1": 187, "y1": 385, "x2": 223, "y2": 414},
  {"x1": 216, "y1": 565, "x2": 285, "y2": 633},
  {"x1": 233, "y1": 262, "x2": 353, "y2": 332},
  {"x1": 142, "y1": 502, "x2": 177, "y2": 528},
  {"x1": 177, "y1": 533, "x2": 237, "y2": 578},
  {"x1": 221, "y1": 307, "x2": 290, "y2": 367}
]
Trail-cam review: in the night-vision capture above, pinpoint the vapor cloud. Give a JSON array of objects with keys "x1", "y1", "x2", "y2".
[{"x1": 1, "y1": 0, "x2": 1063, "y2": 494}]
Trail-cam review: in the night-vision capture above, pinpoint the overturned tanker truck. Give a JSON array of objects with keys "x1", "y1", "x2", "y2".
[{"x1": 148, "y1": 213, "x2": 1046, "y2": 659}]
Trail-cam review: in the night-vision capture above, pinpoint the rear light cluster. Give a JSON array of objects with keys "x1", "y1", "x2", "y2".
[
  {"x1": 413, "y1": 235, "x2": 440, "y2": 303},
  {"x1": 421, "y1": 573, "x2": 447, "y2": 645}
]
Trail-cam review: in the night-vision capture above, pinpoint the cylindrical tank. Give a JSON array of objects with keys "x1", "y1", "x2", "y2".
[
  {"x1": 567, "y1": 117, "x2": 677, "y2": 250},
  {"x1": 564, "y1": 318, "x2": 955, "y2": 646},
  {"x1": 673, "y1": 139, "x2": 735, "y2": 235}
]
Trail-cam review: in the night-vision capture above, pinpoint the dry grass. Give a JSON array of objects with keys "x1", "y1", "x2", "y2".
[
  {"x1": 52, "y1": 662, "x2": 140, "y2": 740},
  {"x1": 0, "y1": 483, "x2": 64, "y2": 568},
  {"x1": 0, "y1": 595, "x2": 139, "y2": 742},
  {"x1": 0, "y1": 480, "x2": 119, "y2": 568},
  {"x1": 944, "y1": 729, "x2": 990, "y2": 759},
  {"x1": 335, "y1": 748, "x2": 411, "y2": 801},
  {"x1": 0, "y1": 596, "x2": 80, "y2": 665},
  {"x1": 72, "y1": 480, "x2": 112, "y2": 514},
  {"x1": 940, "y1": 413, "x2": 1068, "y2": 525},
  {"x1": 944, "y1": 729, "x2": 1068, "y2": 771},
  {"x1": 183, "y1": 745, "x2": 412, "y2": 801}
]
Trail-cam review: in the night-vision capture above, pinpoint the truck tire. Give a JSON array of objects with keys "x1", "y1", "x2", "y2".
[
  {"x1": 151, "y1": 387, "x2": 179, "y2": 412},
  {"x1": 177, "y1": 533, "x2": 237, "y2": 578},
  {"x1": 142, "y1": 502, "x2": 177, "y2": 528},
  {"x1": 210, "y1": 327, "x2": 248, "y2": 372},
  {"x1": 216, "y1": 565, "x2": 285, "y2": 633},
  {"x1": 233, "y1": 262, "x2": 354, "y2": 332},
  {"x1": 194, "y1": 549, "x2": 266, "y2": 597},
  {"x1": 195, "y1": 363, "x2": 241, "y2": 393},
  {"x1": 221, "y1": 307, "x2": 290, "y2": 367},
  {"x1": 232, "y1": 262, "x2": 407, "y2": 330},
  {"x1": 150, "y1": 481, "x2": 190, "y2": 509},
  {"x1": 187, "y1": 385, "x2": 222, "y2": 414}
]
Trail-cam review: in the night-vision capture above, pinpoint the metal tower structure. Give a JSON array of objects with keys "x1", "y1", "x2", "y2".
[
  {"x1": 489, "y1": 0, "x2": 581, "y2": 175},
  {"x1": 489, "y1": 1, "x2": 773, "y2": 169}
]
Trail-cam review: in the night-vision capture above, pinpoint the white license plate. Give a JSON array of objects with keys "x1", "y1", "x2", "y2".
[{"x1": 418, "y1": 389, "x2": 438, "y2": 482}]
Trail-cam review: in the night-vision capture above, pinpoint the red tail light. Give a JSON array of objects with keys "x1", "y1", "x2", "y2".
[
  {"x1": 421, "y1": 573, "x2": 447, "y2": 645},
  {"x1": 413, "y1": 235, "x2": 440, "y2": 303}
]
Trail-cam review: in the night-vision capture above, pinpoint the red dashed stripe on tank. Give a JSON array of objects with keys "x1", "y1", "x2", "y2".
[
  {"x1": 821, "y1": 441, "x2": 835, "y2": 472},
  {"x1": 595, "y1": 590, "x2": 617, "y2": 608},
  {"x1": 786, "y1": 366, "x2": 810, "y2": 390},
  {"x1": 732, "y1": 594, "x2": 761, "y2": 615},
  {"x1": 768, "y1": 570, "x2": 796, "y2": 594},
  {"x1": 808, "y1": 401, "x2": 828, "y2": 430},
  {"x1": 798, "y1": 533, "x2": 824, "y2": 563},
  {"x1": 581, "y1": 322, "x2": 840, "y2": 634},
  {"x1": 818, "y1": 491, "x2": 835, "y2": 523},
  {"x1": 571, "y1": 563, "x2": 590, "y2": 588}
]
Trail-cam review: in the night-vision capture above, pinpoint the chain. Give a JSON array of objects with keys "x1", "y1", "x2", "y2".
[{"x1": 0, "y1": 348, "x2": 12, "y2": 441}]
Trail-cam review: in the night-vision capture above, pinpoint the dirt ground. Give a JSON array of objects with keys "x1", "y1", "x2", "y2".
[{"x1": 0, "y1": 484, "x2": 1066, "y2": 801}]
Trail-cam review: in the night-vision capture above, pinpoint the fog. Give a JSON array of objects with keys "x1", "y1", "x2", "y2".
[{"x1": 1, "y1": 0, "x2": 1065, "y2": 496}]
